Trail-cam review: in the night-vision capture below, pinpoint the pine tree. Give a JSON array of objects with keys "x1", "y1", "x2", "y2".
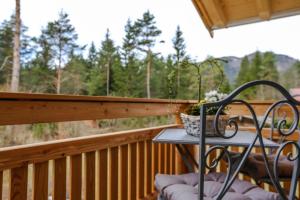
[
  {"x1": 87, "y1": 42, "x2": 98, "y2": 69},
  {"x1": 172, "y1": 25, "x2": 186, "y2": 97},
  {"x1": 87, "y1": 30, "x2": 122, "y2": 96},
  {"x1": 42, "y1": 11, "x2": 79, "y2": 94},
  {"x1": 61, "y1": 55, "x2": 88, "y2": 95},
  {"x1": 121, "y1": 19, "x2": 143, "y2": 97},
  {"x1": 0, "y1": 14, "x2": 31, "y2": 90},
  {"x1": 235, "y1": 56, "x2": 250, "y2": 87},
  {"x1": 98, "y1": 29, "x2": 119, "y2": 96},
  {"x1": 134, "y1": 10, "x2": 162, "y2": 98},
  {"x1": 0, "y1": 18, "x2": 14, "y2": 88},
  {"x1": 250, "y1": 51, "x2": 262, "y2": 80}
]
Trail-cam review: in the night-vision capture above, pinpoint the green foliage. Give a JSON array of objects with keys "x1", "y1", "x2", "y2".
[
  {"x1": 235, "y1": 51, "x2": 280, "y2": 100},
  {"x1": 61, "y1": 55, "x2": 89, "y2": 94},
  {"x1": 0, "y1": 10, "x2": 235, "y2": 103},
  {"x1": 31, "y1": 123, "x2": 58, "y2": 139},
  {"x1": 0, "y1": 15, "x2": 32, "y2": 86},
  {"x1": 134, "y1": 10, "x2": 162, "y2": 50}
]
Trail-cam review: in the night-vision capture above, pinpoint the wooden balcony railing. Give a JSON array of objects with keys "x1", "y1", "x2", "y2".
[{"x1": 0, "y1": 93, "x2": 299, "y2": 199}]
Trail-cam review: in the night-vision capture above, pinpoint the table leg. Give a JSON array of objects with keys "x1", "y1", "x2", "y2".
[{"x1": 175, "y1": 144, "x2": 198, "y2": 173}]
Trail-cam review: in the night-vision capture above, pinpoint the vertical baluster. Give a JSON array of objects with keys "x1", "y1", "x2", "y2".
[
  {"x1": 120, "y1": 145, "x2": 128, "y2": 200},
  {"x1": 146, "y1": 140, "x2": 152, "y2": 195},
  {"x1": 170, "y1": 144, "x2": 176, "y2": 174},
  {"x1": 10, "y1": 166, "x2": 28, "y2": 200},
  {"x1": 152, "y1": 143, "x2": 159, "y2": 192},
  {"x1": 138, "y1": 141, "x2": 145, "y2": 198},
  {"x1": 85, "y1": 152, "x2": 95, "y2": 200},
  {"x1": 166, "y1": 144, "x2": 171, "y2": 174},
  {"x1": 109, "y1": 147, "x2": 119, "y2": 200},
  {"x1": 129, "y1": 143, "x2": 137, "y2": 199},
  {"x1": 99, "y1": 149, "x2": 108, "y2": 200},
  {"x1": 0, "y1": 171, "x2": 2, "y2": 200},
  {"x1": 53, "y1": 158, "x2": 66, "y2": 200},
  {"x1": 70, "y1": 154, "x2": 82, "y2": 200},
  {"x1": 160, "y1": 144, "x2": 165, "y2": 174},
  {"x1": 33, "y1": 161, "x2": 49, "y2": 200}
]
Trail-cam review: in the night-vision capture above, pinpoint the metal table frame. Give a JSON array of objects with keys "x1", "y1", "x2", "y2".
[{"x1": 154, "y1": 80, "x2": 300, "y2": 200}]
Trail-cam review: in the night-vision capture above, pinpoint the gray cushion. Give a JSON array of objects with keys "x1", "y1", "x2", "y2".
[{"x1": 155, "y1": 172, "x2": 280, "y2": 200}]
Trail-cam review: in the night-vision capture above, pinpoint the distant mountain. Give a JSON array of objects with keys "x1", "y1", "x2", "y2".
[{"x1": 221, "y1": 52, "x2": 298, "y2": 84}]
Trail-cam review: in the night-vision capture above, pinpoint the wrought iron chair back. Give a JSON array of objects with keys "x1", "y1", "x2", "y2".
[{"x1": 198, "y1": 80, "x2": 300, "y2": 200}]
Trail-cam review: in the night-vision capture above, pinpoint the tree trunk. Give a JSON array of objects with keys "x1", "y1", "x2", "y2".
[
  {"x1": 177, "y1": 61, "x2": 180, "y2": 97},
  {"x1": 146, "y1": 50, "x2": 152, "y2": 99},
  {"x1": 11, "y1": 0, "x2": 21, "y2": 92},
  {"x1": 56, "y1": 50, "x2": 62, "y2": 94},
  {"x1": 56, "y1": 66, "x2": 61, "y2": 94},
  {"x1": 106, "y1": 62, "x2": 110, "y2": 96}
]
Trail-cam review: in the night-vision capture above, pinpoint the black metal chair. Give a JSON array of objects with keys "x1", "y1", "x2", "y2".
[{"x1": 155, "y1": 80, "x2": 300, "y2": 200}]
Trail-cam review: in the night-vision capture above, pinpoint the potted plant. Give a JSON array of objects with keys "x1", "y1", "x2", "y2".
[{"x1": 180, "y1": 58, "x2": 229, "y2": 137}]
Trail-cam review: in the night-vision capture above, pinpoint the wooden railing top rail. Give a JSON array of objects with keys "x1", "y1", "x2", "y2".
[
  {"x1": 0, "y1": 124, "x2": 178, "y2": 170},
  {"x1": 0, "y1": 92, "x2": 196, "y2": 104}
]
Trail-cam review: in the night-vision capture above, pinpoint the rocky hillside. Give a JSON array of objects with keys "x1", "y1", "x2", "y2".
[{"x1": 221, "y1": 52, "x2": 298, "y2": 84}]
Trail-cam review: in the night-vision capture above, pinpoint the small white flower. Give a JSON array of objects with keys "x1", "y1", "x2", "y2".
[{"x1": 204, "y1": 90, "x2": 228, "y2": 102}]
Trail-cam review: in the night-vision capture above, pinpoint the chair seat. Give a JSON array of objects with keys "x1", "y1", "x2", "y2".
[
  {"x1": 155, "y1": 172, "x2": 280, "y2": 200},
  {"x1": 231, "y1": 152, "x2": 294, "y2": 181}
]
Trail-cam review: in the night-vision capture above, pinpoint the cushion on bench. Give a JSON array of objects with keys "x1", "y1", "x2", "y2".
[
  {"x1": 230, "y1": 152, "x2": 294, "y2": 181},
  {"x1": 155, "y1": 172, "x2": 280, "y2": 200}
]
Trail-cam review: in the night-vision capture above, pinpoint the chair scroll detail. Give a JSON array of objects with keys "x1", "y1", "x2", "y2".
[{"x1": 199, "y1": 80, "x2": 300, "y2": 200}]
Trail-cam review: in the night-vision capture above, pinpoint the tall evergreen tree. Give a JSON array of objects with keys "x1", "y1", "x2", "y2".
[
  {"x1": 121, "y1": 19, "x2": 143, "y2": 97},
  {"x1": 134, "y1": 10, "x2": 162, "y2": 98},
  {"x1": 88, "y1": 30, "x2": 122, "y2": 96},
  {"x1": 99, "y1": 29, "x2": 119, "y2": 96},
  {"x1": 61, "y1": 55, "x2": 88, "y2": 94},
  {"x1": 260, "y1": 52, "x2": 279, "y2": 99},
  {"x1": 0, "y1": 14, "x2": 31, "y2": 90},
  {"x1": 42, "y1": 11, "x2": 79, "y2": 94},
  {"x1": 0, "y1": 18, "x2": 14, "y2": 88},
  {"x1": 172, "y1": 25, "x2": 186, "y2": 97},
  {"x1": 235, "y1": 56, "x2": 250, "y2": 87},
  {"x1": 87, "y1": 42, "x2": 98, "y2": 69},
  {"x1": 250, "y1": 51, "x2": 263, "y2": 80}
]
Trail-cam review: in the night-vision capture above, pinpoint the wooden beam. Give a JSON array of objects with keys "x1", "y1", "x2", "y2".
[
  {"x1": 202, "y1": 0, "x2": 227, "y2": 27},
  {"x1": 192, "y1": 0, "x2": 214, "y2": 37},
  {"x1": 0, "y1": 100, "x2": 188, "y2": 125},
  {"x1": 256, "y1": 0, "x2": 271, "y2": 20}
]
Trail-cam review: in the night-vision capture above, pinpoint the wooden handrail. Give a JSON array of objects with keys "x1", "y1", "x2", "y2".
[
  {"x1": 0, "y1": 92, "x2": 196, "y2": 103},
  {"x1": 0, "y1": 124, "x2": 178, "y2": 170}
]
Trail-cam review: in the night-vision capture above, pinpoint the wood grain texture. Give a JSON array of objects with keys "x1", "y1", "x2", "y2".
[
  {"x1": 109, "y1": 147, "x2": 118, "y2": 200},
  {"x1": 85, "y1": 152, "x2": 95, "y2": 200},
  {"x1": 0, "y1": 92, "x2": 194, "y2": 103},
  {"x1": 0, "y1": 171, "x2": 2, "y2": 200},
  {"x1": 0, "y1": 100, "x2": 186, "y2": 125},
  {"x1": 33, "y1": 161, "x2": 49, "y2": 200},
  {"x1": 160, "y1": 144, "x2": 165, "y2": 174},
  {"x1": 146, "y1": 140, "x2": 152, "y2": 195},
  {"x1": 129, "y1": 143, "x2": 137, "y2": 200},
  {"x1": 10, "y1": 166, "x2": 28, "y2": 200},
  {"x1": 120, "y1": 145, "x2": 128, "y2": 200},
  {"x1": 53, "y1": 158, "x2": 66, "y2": 200},
  {"x1": 99, "y1": 149, "x2": 108, "y2": 200},
  {"x1": 70, "y1": 154, "x2": 82, "y2": 200},
  {"x1": 138, "y1": 141, "x2": 145, "y2": 198},
  {"x1": 0, "y1": 125, "x2": 177, "y2": 170}
]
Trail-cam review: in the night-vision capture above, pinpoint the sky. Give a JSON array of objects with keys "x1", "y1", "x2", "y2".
[{"x1": 1, "y1": 0, "x2": 300, "y2": 60}]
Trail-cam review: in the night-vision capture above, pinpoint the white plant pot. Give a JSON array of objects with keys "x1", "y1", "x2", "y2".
[{"x1": 180, "y1": 113, "x2": 228, "y2": 137}]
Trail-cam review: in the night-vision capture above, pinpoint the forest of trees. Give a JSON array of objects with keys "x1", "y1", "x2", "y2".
[{"x1": 1, "y1": 10, "x2": 300, "y2": 100}]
